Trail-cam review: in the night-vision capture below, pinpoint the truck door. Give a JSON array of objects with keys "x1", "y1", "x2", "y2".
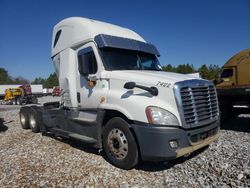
[{"x1": 76, "y1": 43, "x2": 104, "y2": 108}]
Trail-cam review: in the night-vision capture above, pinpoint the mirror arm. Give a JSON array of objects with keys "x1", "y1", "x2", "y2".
[{"x1": 124, "y1": 82, "x2": 158, "y2": 96}]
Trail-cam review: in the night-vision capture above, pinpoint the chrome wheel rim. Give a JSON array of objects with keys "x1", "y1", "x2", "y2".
[{"x1": 107, "y1": 128, "x2": 128, "y2": 160}]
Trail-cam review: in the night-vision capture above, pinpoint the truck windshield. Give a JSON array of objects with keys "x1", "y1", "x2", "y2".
[
  {"x1": 221, "y1": 68, "x2": 233, "y2": 78},
  {"x1": 99, "y1": 48, "x2": 162, "y2": 71}
]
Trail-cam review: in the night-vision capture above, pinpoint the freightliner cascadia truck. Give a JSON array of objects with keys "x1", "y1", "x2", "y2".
[{"x1": 19, "y1": 17, "x2": 220, "y2": 169}]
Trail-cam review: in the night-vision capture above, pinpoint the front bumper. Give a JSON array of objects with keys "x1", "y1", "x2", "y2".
[{"x1": 131, "y1": 120, "x2": 219, "y2": 161}]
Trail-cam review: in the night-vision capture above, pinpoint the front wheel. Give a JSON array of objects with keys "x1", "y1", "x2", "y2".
[{"x1": 103, "y1": 117, "x2": 139, "y2": 169}]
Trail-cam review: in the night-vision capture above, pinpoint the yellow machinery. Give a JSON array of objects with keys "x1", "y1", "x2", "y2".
[
  {"x1": 3, "y1": 85, "x2": 38, "y2": 105},
  {"x1": 4, "y1": 88, "x2": 23, "y2": 104}
]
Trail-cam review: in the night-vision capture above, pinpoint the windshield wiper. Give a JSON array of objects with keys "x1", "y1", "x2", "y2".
[{"x1": 144, "y1": 68, "x2": 161, "y2": 71}]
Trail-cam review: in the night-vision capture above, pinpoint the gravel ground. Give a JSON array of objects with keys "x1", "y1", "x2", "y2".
[{"x1": 0, "y1": 96, "x2": 249, "y2": 187}]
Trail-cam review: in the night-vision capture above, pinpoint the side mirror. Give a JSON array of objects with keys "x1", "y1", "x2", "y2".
[{"x1": 124, "y1": 82, "x2": 158, "y2": 96}]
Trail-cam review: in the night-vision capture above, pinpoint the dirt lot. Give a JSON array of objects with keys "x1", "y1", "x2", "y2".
[{"x1": 0, "y1": 96, "x2": 249, "y2": 187}]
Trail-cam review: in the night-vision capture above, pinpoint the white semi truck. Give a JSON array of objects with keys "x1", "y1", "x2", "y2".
[{"x1": 19, "y1": 17, "x2": 220, "y2": 169}]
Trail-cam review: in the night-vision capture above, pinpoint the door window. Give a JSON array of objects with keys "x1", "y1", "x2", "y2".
[{"x1": 78, "y1": 47, "x2": 97, "y2": 76}]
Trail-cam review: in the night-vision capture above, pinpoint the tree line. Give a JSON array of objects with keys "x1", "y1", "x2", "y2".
[
  {"x1": 0, "y1": 68, "x2": 30, "y2": 84},
  {"x1": 162, "y1": 64, "x2": 221, "y2": 81},
  {"x1": 0, "y1": 67, "x2": 58, "y2": 88},
  {"x1": 31, "y1": 73, "x2": 59, "y2": 88},
  {"x1": 1, "y1": 64, "x2": 221, "y2": 87}
]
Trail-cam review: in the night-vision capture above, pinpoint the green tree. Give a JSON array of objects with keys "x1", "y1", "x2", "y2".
[
  {"x1": 198, "y1": 64, "x2": 209, "y2": 79},
  {"x1": 207, "y1": 64, "x2": 221, "y2": 81},
  {"x1": 162, "y1": 63, "x2": 221, "y2": 81},
  {"x1": 198, "y1": 64, "x2": 221, "y2": 81},
  {"x1": 44, "y1": 73, "x2": 59, "y2": 88},
  {"x1": 176, "y1": 64, "x2": 196, "y2": 74},
  {"x1": 0, "y1": 67, "x2": 13, "y2": 84},
  {"x1": 162, "y1": 64, "x2": 196, "y2": 74},
  {"x1": 162, "y1": 64, "x2": 175, "y2": 72},
  {"x1": 32, "y1": 77, "x2": 46, "y2": 85},
  {"x1": 14, "y1": 76, "x2": 30, "y2": 84}
]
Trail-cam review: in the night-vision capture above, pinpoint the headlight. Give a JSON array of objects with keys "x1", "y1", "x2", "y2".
[{"x1": 146, "y1": 106, "x2": 179, "y2": 126}]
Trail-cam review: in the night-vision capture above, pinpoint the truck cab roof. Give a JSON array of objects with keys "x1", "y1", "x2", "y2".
[
  {"x1": 223, "y1": 48, "x2": 250, "y2": 68},
  {"x1": 51, "y1": 17, "x2": 147, "y2": 57}
]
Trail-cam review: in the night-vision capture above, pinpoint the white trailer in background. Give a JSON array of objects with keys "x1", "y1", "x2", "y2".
[
  {"x1": 30, "y1": 85, "x2": 43, "y2": 95},
  {"x1": 0, "y1": 84, "x2": 43, "y2": 98}
]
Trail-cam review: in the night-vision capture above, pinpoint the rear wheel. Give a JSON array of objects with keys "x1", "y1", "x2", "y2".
[
  {"x1": 19, "y1": 107, "x2": 30, "y2": 129},
  {"x1": 16, "y1": 98, "x2": 22, "y2": 105},
  {"x1": 13, "y1": 99, "x2": 17, "y2": 105},
  {"x1": 103, "y1": 117, "x2": 138, "y2": 169},
  {"x1": 29, "y1": 108, "x2": 41, "y2": 133}
]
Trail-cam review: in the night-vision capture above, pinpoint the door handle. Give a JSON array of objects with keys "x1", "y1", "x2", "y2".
[{"x1": 77, "y1": 92, "x2": 81, "y2": 103}]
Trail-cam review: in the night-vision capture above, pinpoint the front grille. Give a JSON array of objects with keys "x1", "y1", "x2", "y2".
[{"x1": 174, "y1": 80, "x2": 219, "y2": 128}]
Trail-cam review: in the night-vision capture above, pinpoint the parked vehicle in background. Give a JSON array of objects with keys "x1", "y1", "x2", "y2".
[
  {"x1": 43, "y1": 88, "x2": 53, "y2": 96},
  {"x1": 19, "y1": 17, "x2": 220, "y2": 169},
  {"x1": 3, "y1": 84, "x2": 38, "y2": 105},
  {"x1": 216, "y1": 48, "x2": 250, "y2": 120},
  {"x1": 52, "y1": 86, "x2": 60, "y2": 96},
  {"x1": 29, "y1": 84, "x2": 43, "y2": 95},
  {"x1": 0, "y1": 84, "x2": 43, "y2": 99},
  {"x1": 4, "y1": 88, "x2": 22, "y2": 104}
]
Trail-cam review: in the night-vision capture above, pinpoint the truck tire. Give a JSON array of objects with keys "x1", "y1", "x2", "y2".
[
  {"x1": 16, "y1": 98, "x2": 22, "y2": 105},
  {"x1": 13, "y1": 99, "x2": 17, "y2": 105},
  {"x1": 19, "y1": 107, "x2": 30, "y2": 129},
  {"x1": 29, "y1": 108, "x2": 41, "y2": 133},
  {"x1": 103, "y1": 117, "x2": 138, "y2": 169},
  {"x1": 8, "y1": 100, "x2": 13, "y2": 105},
  {"x1": 32, "y1": 97, "x2": 38, "y2": 104}
]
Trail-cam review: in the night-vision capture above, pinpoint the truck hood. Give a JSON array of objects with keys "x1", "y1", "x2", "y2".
[{"x1": 107, "y1": 70, "x2": 200, "y2": 87}]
